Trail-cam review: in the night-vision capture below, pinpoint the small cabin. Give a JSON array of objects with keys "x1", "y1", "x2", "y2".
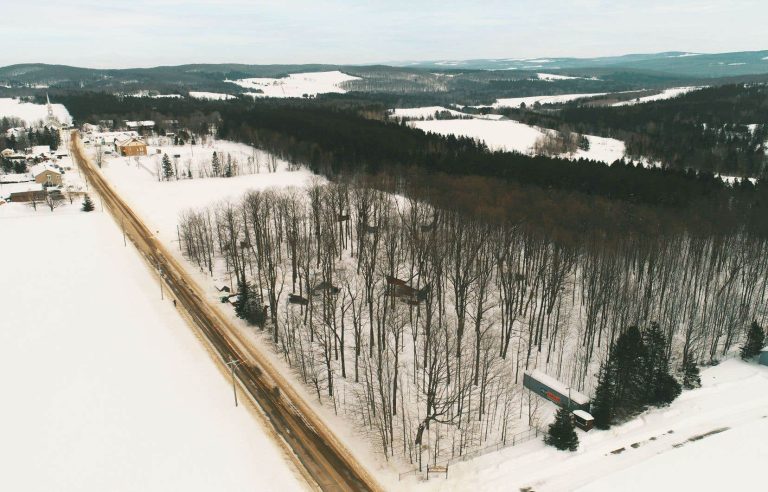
[
  {"x1": 759, "y1": 347, "x2": 768, "y2": 366},
  {"x1": 572, "y1": 410, "x2": 594, "y2": 431}
]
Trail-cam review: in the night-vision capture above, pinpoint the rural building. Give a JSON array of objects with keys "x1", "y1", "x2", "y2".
[
  {"x1": 1, "y1": 148, "x2": 14, "y2": 158},
  {"x1": 8, "y1": 189, "x2": 47, "y2": 203},
  {"x1": 116, "y1": 137, "x2": 148, "y2": 157},
  {"x1": 759, "y1": 347, "x2": 768, "y2": 366},
  {"x1": 523, "y1": 370, "x2": 590, "y2": 411},
  {"x1": 30, "y1": 163, "x2": 63, "y2": 186}
]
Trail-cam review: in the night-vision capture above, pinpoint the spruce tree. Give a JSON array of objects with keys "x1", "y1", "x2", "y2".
[
  {"x1": 642, "y1": 322, "x2": 680, "y2": 406},
  {"x1": 682, "y1": 360, "x2": 701, "y2": 389},
  {"x1": 741, "y1": 321, "x2": 765, "y2": 360},
  {"x1": 211, "y1": 151, "x2": 220, "y2": 177},
  {"x1": 591, "y1": 362, "x2": 615, "y2": 429},
  {"x1": 81, "y1": 194, "x2": 95, "y2": 212},
  {"x1": 544, "y1": 407, "x2": 579, "y2": 451},
  {"x1": 161, "y1": 153, "x2": 174, "y2": 180}
]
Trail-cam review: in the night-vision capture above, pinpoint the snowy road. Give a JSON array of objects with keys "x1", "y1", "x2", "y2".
[{"x1": 69, "y1": 132, "x2": 381, "y2": 492}]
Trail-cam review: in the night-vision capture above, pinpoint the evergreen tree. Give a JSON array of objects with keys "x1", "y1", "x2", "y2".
[
  {"x1": 741, "y1": 321, "x2": 765, "y2": 360},
  {"x1": 81, "y1": 194, "x2": 95, "y2": 212},
  {"x1": 234, "y1": 280, "x2": 265, "y2": 327},
  {"x1": 612, "y1": 326, "x2": 647, "y2": 417},
  {"x1": 642, "y1": 322, "x2": 680, "y2": 406},
  {"x1": 211, "y1": 151, "x2": 220, "y2": 177},
  {"x1": 161, "y1": 153, "x2": 174, "y2": 180},
  {"x1": 682, "y1": 360, "x2": 701, "y2": 389},
  {"x1": 544, "y1": 407, "x2": 579, "y2": 451},
  {"x1": 225, "y1": 153, "x2": 233, "y2": 177},
  {"x1": 591, "y1": 362, "x2": 615, "y2": 429}
]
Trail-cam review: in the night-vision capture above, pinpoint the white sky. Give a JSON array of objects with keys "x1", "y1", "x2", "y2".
[{"x1": 4, "y1": 0, "x2": 767, "y2": 68}]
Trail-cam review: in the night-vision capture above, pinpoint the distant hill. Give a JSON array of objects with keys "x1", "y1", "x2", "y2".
[{"x1": 396, "y1": 50, "x2": 768, "y2": 78}]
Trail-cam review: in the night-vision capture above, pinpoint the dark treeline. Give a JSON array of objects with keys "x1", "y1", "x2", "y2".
[{"x1": 498, "y1": 84, "x2": 768, "y2": 177}]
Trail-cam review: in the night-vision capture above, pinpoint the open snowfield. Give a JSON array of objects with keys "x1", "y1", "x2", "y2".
[
  {"x1": 98, "y1": 139, "x2": 318, "y2": 245},
  {"x1": 488, "y1": 93, "x2": 607, "y2": 108},
  {"x1": 0, "y1": 203, "x2": 304, "y2": 492},
  {"x1": 417, "y1": 359, "x2": 768, "y2": 492},
  {"x1": 411, "y1": 118, "x2": 625, "y2": 164},
  {"x1": 0, "y1": 97, "x2": 72, "y2": 125},
  {"x1": 188, "y1": 91, "x2": 235, "y2": 100},
  {"x1": 389, "y1": 106, "x2": 467, "y2": 119},
  {"x1": 614, "y1": 86, "x2": 703, "y2": 106},
  {"x1": 229, "y1": 71, "x2": 360, "y2": 98}
]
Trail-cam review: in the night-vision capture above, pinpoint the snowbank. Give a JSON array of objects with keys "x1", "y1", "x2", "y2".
[{"x1": 0, "y1": 204, "x2": 304, "y2": 491}]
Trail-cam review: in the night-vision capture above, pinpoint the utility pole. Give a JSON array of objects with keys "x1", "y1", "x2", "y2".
[{"x1": 226, "y1": 357, "x2": 241, "y2": 407}]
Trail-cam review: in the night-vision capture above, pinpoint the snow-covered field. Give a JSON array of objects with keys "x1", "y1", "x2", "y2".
[
  {"x1": 613, "y1": 86, "x2": 703, "y2": 106},
  {"x1": 411, "y1": 118, "x2": 625, "y2": 164},
  {"x1": 488, "y1": 93, "x2": 607, "y2": 108},
  {"x1": 188, "y1": 91, "x2": 235, "y2": 100},
  {"x1": 420, "y1": 359, "x2": 768, "y2": 492},
  {"x1": 0, "y1": 203, "x2": 304, "y2": 492},
  {"x1": 0, "y1": 97, "x2": 72, "y2": 125},
  {"x1": 229, "y1": 71, "x2": 360, "y2": 98},
  {"x1": 97, "y1": 139, "x2": 318, "y2": 244},
  {"x1": 389, "y1": 106, "x2": 467, "y2": 119}
]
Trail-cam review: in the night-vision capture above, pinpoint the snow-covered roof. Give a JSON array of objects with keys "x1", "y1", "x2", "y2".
[
  {"x1": 29, "y1": 145, "x2": 51, "y2": 156},
  {"x1": 29, "y1": 163, "x2": 61, "y2": 177},
  {"x1": 116, "y1": 136, "x2": 147, "y2": 147},
  {"x1": 524, "y1": 369, "x2": 590, "y2": 405},
  {"x1": 573, "y1": 409, "x2": 594, "y2": 421},
  {"x1": 0, "y1": 173, "x2": 33, "y2": 183},
  {"x1": 125, "y1": 120, "x2": 155, "y2": 128}
]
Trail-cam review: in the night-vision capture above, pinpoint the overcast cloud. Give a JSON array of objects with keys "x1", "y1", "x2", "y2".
[{"x1": 3, "y1": 0, "x2": 766, "y2": 67}]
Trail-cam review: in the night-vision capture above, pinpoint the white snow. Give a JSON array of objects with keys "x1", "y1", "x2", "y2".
[
  {"x1": 229, "y1": 71, "x2": 360, "y2": 98},
  {"x1": 537, "y1": 73, "x2": 581, "y2": 81},
  {"x1": 0, "y1": 203, "x2": 304, "y2": 492},
  {"x1": 410, "y1": 118, "x2": 626, "y2": 164},
  {"x1": 97, "y1": 139, "x2": 318, "y2": 241},
  {"x1": 489, "y1": 93, "x2": 607, "y2": 108},
  {"x1": 728, "y1": 62, "x2": 747, "y2": 66},
  {"x1": 188, "y1": 91, "x2": 236, "y2": 100},
  {"x1": 418, "y1": 359, "x2": 768, "y2": 492},
  {"x1": 389, "y1": 106, "x2": 467, "y2": 119},
  {"x1": 0, "y1": 97, "x2": 72, "y2": 125},
  {"x1": 412, "y1": 118, "x2": 544, "y2": 154},
  {"x1": 670, "y1": 53, "x2": 702, "y2": 57},
  {"x1": 614, "y1": 87, "x2": 703, "y2": 106}
]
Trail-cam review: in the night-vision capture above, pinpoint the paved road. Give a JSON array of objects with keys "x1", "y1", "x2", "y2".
[{"x1": 70, "y1": 133, "x2": 380, "y2": 492}]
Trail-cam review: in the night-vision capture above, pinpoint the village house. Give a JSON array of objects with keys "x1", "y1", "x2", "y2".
[
  {"x1": 116, "y1": 137, "x2": 148, "y2": 157},
  {"x1": 29, "y1": 163, "x2": 63, "y2": 186}
]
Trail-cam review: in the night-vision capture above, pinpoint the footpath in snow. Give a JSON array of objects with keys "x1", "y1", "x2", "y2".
[{"x1": 0, "y1": 203, "x2": 305, "y2": 492}]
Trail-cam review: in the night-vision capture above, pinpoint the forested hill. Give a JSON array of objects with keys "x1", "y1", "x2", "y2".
[
  {"x1": 55, "y1": 93, "x2": 768, "y2": 240},
  {"x1": 497, "y1": 84, "x2": 768, "y2": 177}
]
